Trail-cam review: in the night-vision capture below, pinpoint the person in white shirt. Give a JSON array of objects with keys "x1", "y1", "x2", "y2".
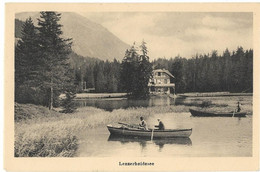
[{"x1": 139, "y1": 116, "x2": 148, "y2": 130}]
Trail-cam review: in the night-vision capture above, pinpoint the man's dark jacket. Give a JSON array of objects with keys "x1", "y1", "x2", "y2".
[{"x1": 155, "y1": 121, "x2": 165, "y2": 130}]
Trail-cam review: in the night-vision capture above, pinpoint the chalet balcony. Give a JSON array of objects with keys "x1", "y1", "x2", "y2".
[
  {"x1": 153, "y1": 76, "x2": 169, "y2": 79},
  {"x1": 148, "y1": 83, "x2": 175, "y2": 87}
]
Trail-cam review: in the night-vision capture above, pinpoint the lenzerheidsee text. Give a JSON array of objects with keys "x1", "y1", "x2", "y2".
[{"x1": 119, "y1": 162, "x2": 154, "y2": 166}]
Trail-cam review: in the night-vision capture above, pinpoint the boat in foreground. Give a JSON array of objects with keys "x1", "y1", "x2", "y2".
[
  {"x1": 189, "y1": 108, "x2": 247, "y2": 117},
  {"x1": 107, "y1": 125, "x2": 192, "y2": 138}
]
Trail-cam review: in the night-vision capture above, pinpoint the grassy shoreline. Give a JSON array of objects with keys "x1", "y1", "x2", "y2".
[
  {"x1": 60, "y1": 93, "x2": 128, "y2": 99},
  {"x1": 15, "y1": 95, "x2": 253, "y2": 157},
  {"x1": 14, "y1": 103, "x2": 195, "y2": 157}
]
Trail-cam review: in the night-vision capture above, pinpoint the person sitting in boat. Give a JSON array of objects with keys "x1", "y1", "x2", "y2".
[
  {"x1": 155, "y1": 118, "x2": 165, "y2": 130},
  {"x1": 237, "y1": 101, "x2": 241, "y2": 112},
  {"x1": 139, "y1": 117, "x2": 148, "y2": 130}
]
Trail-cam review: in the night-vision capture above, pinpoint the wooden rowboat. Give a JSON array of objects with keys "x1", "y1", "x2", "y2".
[
  {"x1": 107, "y1": 125, "x2": 192, "y2": 138},
  {"x1": 189, "y1": 108, "x2": 247, "y2": 117}
]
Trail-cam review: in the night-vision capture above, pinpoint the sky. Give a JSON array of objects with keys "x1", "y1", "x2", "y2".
[{"x1": 79, "y1": 12, "x2": 253, "y2": 59}]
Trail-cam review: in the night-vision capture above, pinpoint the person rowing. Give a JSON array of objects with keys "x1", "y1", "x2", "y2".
[
  {"x1": 155, "y1": 118, "x2": 165, "y2": 130},
  {"x1": 139, "y1": 116, "x2": 148, "y2": 130}
]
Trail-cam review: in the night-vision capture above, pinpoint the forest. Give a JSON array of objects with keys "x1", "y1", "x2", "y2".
[
  {"x1": 15, "y1": 11, "x2": 253, "y2": 110},
  {"x1": 73, "y1": 47, "x2": 253, "y2": 94},
  {"x1": 153, "y1": 48, "x2": 253, "y2": 93}
]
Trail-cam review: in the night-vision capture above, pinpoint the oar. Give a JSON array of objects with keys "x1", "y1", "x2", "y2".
[
  {"x1": 118, "y1": 122, "x2": 139, "y2": 128},
  {"x1": 151, "y1": 128, "x2": 154, "y2": 140},
  {"x1": 232, "y1": 109, "x2": 236, "y2": 117}
]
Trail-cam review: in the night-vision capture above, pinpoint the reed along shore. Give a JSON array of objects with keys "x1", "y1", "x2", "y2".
[{"x1": 14, "y1": 95, "x2": 252, "y2": 157}]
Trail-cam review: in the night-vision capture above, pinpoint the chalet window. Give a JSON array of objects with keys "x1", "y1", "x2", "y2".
[{"x1": 158, "y1": 72, "x2": 161, "y2": 76}]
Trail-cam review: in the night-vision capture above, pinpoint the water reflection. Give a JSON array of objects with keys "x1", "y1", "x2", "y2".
[
  {"x1": 75, "y1": 96, "x2": 176, "y2": 111},
  {"x1": 77, "y1": 112, "x2": 252, "y2": 157},
  {"x1": 107, "y1": 135, "x2": 192, "y2": 151}
]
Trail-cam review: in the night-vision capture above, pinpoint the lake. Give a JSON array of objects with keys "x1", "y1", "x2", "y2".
[
  {"x1": 75, "y1": 96, "x2": 177, "y2": 111},
  {"x1": 76, "y1": 112, "x2": 252, "y2": 157}
]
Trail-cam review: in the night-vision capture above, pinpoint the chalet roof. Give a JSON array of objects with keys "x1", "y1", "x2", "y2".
[{"x1": 153, "y1": 69, "x2": 175, "y2": 78}]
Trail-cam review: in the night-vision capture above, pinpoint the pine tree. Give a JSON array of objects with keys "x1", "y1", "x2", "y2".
[
  {"x1": 120, "y1": 41, "x2": 152, "y2": 98},
  {"x1": 112, "y1": 59, "x2": 121, "y2": 92},
  {"x1": 15, "y1": 17, "x2": 42, "y2": 103},
  {"x1": 61, "y1": 90, "x2": 77, "y2": 113},
  {"x1": 120, "y1": 48, "x2": 136, "y2": 94},
  {"x1": 245, "y1": 49, "x2": 253, "y2": 92},
  {"x1": 137, "y1": 40, "x2": 153, "y2": 98},
  {"x1": 170, "y1": 57, "x2": 184, "y2": 93},
  {"x1": 85, "y1": 66, "x2": 95, "y2": 89},
  {"x1": 223, "y1": 48, "x2": 231, "y2": 91},
  {"x1": 37, "y1": 12, "x2": 72, "y2": 109},
  {"x1": 95, "y1": 62, "x2": 106, "y2": 92}
]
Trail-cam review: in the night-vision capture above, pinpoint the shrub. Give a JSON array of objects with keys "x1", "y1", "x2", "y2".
[{"x1": 60, "y1": 91, "x2": 77, "y2": 113}]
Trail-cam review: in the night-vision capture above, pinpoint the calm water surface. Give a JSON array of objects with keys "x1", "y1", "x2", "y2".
[
  {"x1": 76, "y1": 112, "x2": 252, "y2": 157},
  {"x1": 75, "y1": 96, "x2": 176, "y2": 111}
]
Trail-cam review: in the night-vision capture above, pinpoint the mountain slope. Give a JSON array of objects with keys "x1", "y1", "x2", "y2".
[
  {"x1": 15, "y1": 19, "x2": 24, "y2": 38},
  {"x1": 15, "y1": 12, "x2": 129, "y2": 61}
]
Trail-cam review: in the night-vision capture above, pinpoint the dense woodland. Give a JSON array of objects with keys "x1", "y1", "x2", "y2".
[
  {"x1": 153, "y1": 48, "x2": 253, "y2": 93},
  {"x1": 15, "y1": 12, "x2": 253, "y2": 110},
  {"x1": 73, "y1": 47, "x2": 253, "y2": 94},
  {"x1": 68, "y1": 41, "x2": 153, "y2": 98}
]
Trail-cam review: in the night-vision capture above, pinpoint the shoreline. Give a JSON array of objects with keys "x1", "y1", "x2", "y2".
[
  {"x1": 14, "y1": 94, "x2": 253, "y2": 157},
  {"x1": 61, "y1": 92, "x2": 253, "y2": 100},
  {"x1": 75, "y1": 93, "x2": 127, "y2": 99},
  {"x1": 177, "y1": 92, "x2": 253, "y2": 97}
]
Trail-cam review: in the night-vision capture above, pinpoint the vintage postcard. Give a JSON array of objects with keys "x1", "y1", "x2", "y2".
[{"x1": 4, "y1": 3, "x2": 260, "y2": 171}]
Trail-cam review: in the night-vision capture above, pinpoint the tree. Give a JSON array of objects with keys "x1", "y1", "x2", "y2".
[
  {"x1": 95, "y1": 62, "x2": 106, "y2": 92},
  {"x1": 170, "y1": 56, "x2": 185, "y2": 93},
  {"x1": 245, "y1": 49, "x2": 253, "y2": 92},
  {"x1": 222, "y1": 48, "x2": 231, "y2": 91},
  {"x1": 120, "y1": 47, "x2": 136, "y2": 94},
  {"x1": 61, "y1": 91, "x2": 77, "y2": 113},
  {"x1": 85, "y1": 66, "x2": 95, "y2": 89},
  {"x1": 230, "y1": 47, "x2": 244, "y2": 92},
  {"x1": 15, "y1": 17, "x2": 42, "y2": 103},
  {"x1": 137, "y1": 40, "x2": 153, "y2": 98},
  {"x1": 120, "y1": 41, "x2": 152, "y2": 98},
  {"x1": 37, "y1": 12, "x2": 72, "y2": 109},
  {"x1": 60, "y1": 71, "x2": 77, "y2": 113},
  {"x1": 112, "y1": 59, "x2": 121, "y2": 92}
]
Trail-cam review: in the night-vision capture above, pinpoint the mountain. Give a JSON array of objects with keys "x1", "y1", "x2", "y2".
[
  {"x1": 15, "y1": 19, "x2": 24, "y2": 38},
  {"x1": 15, "y1": 12, "x2": 129, "y2": 61},
  {"x1": 14, "y1": 18, "x2": 101, "y2": 67}
]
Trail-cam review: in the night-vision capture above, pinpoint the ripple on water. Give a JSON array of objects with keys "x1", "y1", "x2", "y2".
[{"x1": 76, "y1": 112, "x2": 252, "y2": 157}]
